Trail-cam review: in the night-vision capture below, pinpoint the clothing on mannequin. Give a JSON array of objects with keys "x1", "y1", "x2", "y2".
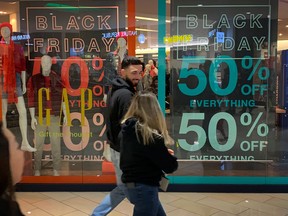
[
  {"x1": 28, "y1": 55, "x2": 67, "y2": 176},
  {"x1": 0, "y1": 22, "x2": 36, "y2": 152}
]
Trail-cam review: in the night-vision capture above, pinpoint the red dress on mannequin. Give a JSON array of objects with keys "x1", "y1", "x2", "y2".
[{"x1": 0, "y1": 38, "x2": 17, "y2": 103}]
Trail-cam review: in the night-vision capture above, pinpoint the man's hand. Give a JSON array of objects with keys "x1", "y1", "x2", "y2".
[{"x1": 31, "y1": 118, "x2": 37, "y2": 130}]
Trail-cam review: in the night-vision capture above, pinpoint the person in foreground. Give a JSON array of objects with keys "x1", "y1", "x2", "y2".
[
  {"x1": 91, "y1": 57, "x2": 143, "y2": 216},
  {"x1": 0, "y1": 123, "x2": 25, "y2": 216},
  {"x1": 120, "y1": 92, "x2": 178, "y2": 216}
]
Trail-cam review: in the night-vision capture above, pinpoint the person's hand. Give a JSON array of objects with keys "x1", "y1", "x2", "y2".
[
  {"x1": 31, "y1": 118, "x2": 38, "y2": 130},
  {"x1": 22, "y1": 84, "x2": 27, "y2": 94},
  {"x1": 103, "y1": 94, "x2": 108, "y2": 103},
  {"x1": 167, "y1": 148, "x2": 174, "y2": 155}
]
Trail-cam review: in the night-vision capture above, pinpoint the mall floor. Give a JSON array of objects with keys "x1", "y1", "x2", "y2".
[{"x1": 17, "y1": 191, "x2": 288, "y2": 216}]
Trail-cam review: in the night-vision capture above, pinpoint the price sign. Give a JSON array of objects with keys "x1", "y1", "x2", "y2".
[{"x1": 170, "y1": 3, "x2": 275, "y2": 161}]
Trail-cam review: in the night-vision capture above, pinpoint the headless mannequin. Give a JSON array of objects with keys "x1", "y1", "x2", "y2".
[
  {"x1": 116, "y1": 37, "x2": 127, "y2": 63},
  {"x1": 0, "y1": 23, "x2": 36, "y2": 152},
  {"x1": 29, "y1": 55, "x2": 66, "y2": 176}
]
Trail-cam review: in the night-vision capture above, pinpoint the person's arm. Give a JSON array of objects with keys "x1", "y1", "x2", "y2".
[
  {"x1": 62, "y1": 102, "x2": 67, "y2": 125},
  {"x1": 26, "y1": 76, "x2": 37, "y2": 130},
  {"x1": 118, "y1": 89, "x2": 134, "y2": 118},
  {"x1": 18, "y1": 44, "x2": 27, "y2": 94},
  {"x1": 29, "y1": 107, "x2": 37, "y2": 130},
  {"x1": 21, "y1": 71, "x2": 27, "y2": 94},
  {"x1": 146, "y1": 136, "x2": 178, "y2": 174}
]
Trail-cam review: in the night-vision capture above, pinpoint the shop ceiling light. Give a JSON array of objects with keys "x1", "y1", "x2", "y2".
[{"x1": 125, "y1": 15, "x2": 170, "y2": 23}]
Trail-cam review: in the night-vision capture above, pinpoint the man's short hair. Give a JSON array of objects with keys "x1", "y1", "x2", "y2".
[{"x1": 121, "y1": 56, "x2": 144, "y2": 71}]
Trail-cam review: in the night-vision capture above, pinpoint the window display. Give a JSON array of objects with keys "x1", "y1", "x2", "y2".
[
  {"x1": 0, "y1": 22, "x2": 36, "y2": 152},
  {"x1": 0, "y1": 0, "x2": 288, "y2": 187}
]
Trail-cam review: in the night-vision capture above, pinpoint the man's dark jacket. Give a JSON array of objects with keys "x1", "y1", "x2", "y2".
[{"x1": 106, "y1": 76, "x2": 136, "y2": 152}]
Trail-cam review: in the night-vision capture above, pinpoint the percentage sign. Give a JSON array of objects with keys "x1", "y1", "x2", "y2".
[
  {"x1": 93, "y1": 113, "x2": 106, "y2": 137},
  {"x1": 92, "y1": 57, "x2": 104, "y2": 82},
  {"x1": 240, "y1": 112, "x2": 269, "y2": 137},
  {"x1": 241, "y1": 56, "x2": 270, "y2": 81}
]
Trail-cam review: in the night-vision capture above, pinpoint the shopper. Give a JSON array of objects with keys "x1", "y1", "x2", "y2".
[
  {"x1": 0, "y1": 123, "x2": 25, "y2": 216},
  {"x1": 91, "y1": 57, "x2": 143, "y2": 216},
  {"x1": 142, "y1": 64, "x2": 152, "y2": 90},
  {"x1": 120, "y1": 92, "x2": 178, "y2": 216}
]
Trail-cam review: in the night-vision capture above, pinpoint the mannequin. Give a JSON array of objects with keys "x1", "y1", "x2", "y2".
[
  {"x1": 0, "y1": 22, "x2": 36, "y2": 152},
  {"x1": 28, "y1": 55, "x2": 66, "y2": 176},
  {"x1": 115, "y1": 36, "x2": 127, "y2": 63},
  {"x1": 103, "y1": 35, "x2": 128, "y2": 102}
]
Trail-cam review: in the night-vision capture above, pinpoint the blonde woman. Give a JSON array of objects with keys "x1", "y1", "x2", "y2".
[
  {"x1": 142, "y1": 64, "x2": 152, "y2": 90},
  {"x1": 120, "y1": 92, "x2": 178, "y2": 216}
]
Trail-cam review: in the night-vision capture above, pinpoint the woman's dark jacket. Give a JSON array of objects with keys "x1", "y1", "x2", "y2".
[{"x1": 120, "y1": 117, "x2": 178, "y2": 186}]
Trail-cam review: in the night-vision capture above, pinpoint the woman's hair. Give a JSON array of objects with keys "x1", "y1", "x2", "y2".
[
  {"x1": 0, "y1": 123, "x2": 15, "y2": 202},
  {"x1": 144, "y1": 64, "x2": 151, "y2": 74},
  {"x1": 122, "y1": 92, "x2": 174, "y2": 145}
]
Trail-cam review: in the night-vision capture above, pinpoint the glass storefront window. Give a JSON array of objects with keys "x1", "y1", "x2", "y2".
[
  {"x1": 0, "y1": 0, "x2": 288, "y2": 187},
  {"x1": 168, "y1": 0, "x2": 288, "y2": 185}
]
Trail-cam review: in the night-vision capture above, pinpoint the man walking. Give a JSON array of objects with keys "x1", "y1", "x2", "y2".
[{"x1": 92, "y1": 56, "x2": 143, "y2": 216}]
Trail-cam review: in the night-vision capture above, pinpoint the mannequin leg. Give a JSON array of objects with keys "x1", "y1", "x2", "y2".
[
  {"x1": 34, "y1": 118, "x2": 47, "y2": 175},
  {"x1": 2, "y1": 99, "x2": 8, "y2": 128},
  {"x1": 48, "y1": 116, "x2": 61, "y2": 176},
  {"x1": 15, "y1": 96, "x2": 36, "y2": 152}
]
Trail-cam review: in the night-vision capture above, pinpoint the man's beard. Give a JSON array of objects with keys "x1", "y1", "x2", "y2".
[{"x1": 125, "y1": 77, "x2": 138, "y2": 87}]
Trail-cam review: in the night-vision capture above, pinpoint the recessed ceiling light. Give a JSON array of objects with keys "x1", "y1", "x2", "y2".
[
  {"x1": 286, "y1": 25, "x2": 288, "y2": 28},
  {"x1": 279, "y1": 33, "x2": 283, "y2": 36},
  {"x1": 278, "y1": 19, "x2": 283, "y2": 22}
]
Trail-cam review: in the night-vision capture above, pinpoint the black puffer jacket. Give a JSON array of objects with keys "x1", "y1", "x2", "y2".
[
  {"x1": 106, "y1": 77, "x2": 136, "y2": 152},
  {"x1": 120, "y1": 117, "x2": 178, "y2": 186}
]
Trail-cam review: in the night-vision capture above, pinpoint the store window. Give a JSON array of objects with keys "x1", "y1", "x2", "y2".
[
  {"x1": 168, "y1": 0, "x2": 288, "y2": 184},
  {"x1": 0, "y1": 0, "x2": 288, "y2": 187},
  {"x1": 0, "y1": 0, "x2": 127, "y2": 183}
]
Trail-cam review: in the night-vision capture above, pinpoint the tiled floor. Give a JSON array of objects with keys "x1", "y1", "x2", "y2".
[{"x1": 17, "y1": 191, "x2": 288, "y2": 216}]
